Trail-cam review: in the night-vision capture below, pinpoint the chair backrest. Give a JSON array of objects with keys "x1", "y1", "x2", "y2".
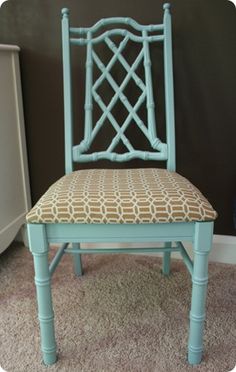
[{"x1": 61, "y1": 3, "x2": 175, "y2": 174}]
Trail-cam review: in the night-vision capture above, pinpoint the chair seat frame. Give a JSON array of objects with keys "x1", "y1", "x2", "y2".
[{"x1": 27, "y1": 2, "x2": 215, "y2": 366}]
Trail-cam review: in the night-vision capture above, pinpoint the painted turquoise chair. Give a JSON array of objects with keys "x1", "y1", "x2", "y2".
[{"x1": 27, "y1": 3, "x2": 217, "y2": 366}]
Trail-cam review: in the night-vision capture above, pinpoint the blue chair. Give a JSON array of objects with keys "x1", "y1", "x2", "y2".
[{"x1": 27, "y1": 3, "x2": 217, "y2": 366}]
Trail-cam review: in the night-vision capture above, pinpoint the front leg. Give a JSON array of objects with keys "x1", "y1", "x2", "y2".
[
  {"x1": 28, "y1": 224, "x2": 57, "y2": 365},
  {"x1": 188, "y1": 221, "x2": 214, "y2": 364}
]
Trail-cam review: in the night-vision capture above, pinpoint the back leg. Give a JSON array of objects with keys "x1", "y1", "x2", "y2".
[
  {"x1": 162, "y1": 242, "x2": 171, "y2": 275},
  {"x1": 72, "y1": 243, "x2": 83, "y2": 276}
]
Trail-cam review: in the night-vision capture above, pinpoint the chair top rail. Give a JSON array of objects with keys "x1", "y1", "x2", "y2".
[{"x1": 67, "y1": 16, "x2": 164, "y2": 34}]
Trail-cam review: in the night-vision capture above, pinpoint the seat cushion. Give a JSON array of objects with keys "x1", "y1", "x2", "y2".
[{"x1": 26, "y1": 168, "x2": 217, "y2": 224}]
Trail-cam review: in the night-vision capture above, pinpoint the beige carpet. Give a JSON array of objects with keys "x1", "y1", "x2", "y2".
[{"x1": 0, "y1": 243, "x2": 235, "y2": 372}]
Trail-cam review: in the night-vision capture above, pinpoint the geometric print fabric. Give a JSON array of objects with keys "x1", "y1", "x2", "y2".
[{"x1": 26, "y1": 168, "x2": 217, "y2": 224}]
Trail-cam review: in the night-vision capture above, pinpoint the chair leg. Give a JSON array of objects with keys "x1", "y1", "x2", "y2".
[
  {"x1": 72, "y1": 243, "x2": 83, "y2": 276},
  {"x1": 188, "y1": 222, "x2": 213, "y2": 365},
  {"x1": 162, "y1": 243, "x2": 171, "y2": 275},
  {"x1": 28, "y1": 224, "x2": 57, "y2": 365}
]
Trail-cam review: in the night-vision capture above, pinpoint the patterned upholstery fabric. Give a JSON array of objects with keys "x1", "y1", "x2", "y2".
[{"x1": 26, "y1": 168, "x2": 217, "y2": 224}]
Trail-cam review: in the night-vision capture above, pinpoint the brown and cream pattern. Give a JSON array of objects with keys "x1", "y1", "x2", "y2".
[{"x1": 26, "y1": 168, "x2": 217, "y2": 224}]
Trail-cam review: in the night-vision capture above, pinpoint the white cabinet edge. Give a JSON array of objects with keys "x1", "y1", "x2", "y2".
[
  {"x1": 11, "y1": 50, "x2": 31, "y2": 212},
  {"x1": 0, "y1": 44, "x2": 20, "y2": 51},
  {"x1": 0, "y1": 45, "x2": 31, "y2": 253}
]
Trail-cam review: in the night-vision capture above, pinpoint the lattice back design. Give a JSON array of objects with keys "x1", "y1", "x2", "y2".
[{"x1": 61, "y1": 4, "x2": 175, "y2": 171}]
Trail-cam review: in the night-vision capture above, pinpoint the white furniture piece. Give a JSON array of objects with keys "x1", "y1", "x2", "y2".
[{"x1": 0, "y1": 44, "x2": 31, "y2": 253}]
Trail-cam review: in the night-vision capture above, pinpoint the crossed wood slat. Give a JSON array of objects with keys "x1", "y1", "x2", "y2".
[{"x1": 91, "y1": 36, "x2": 149, "y2": 152}]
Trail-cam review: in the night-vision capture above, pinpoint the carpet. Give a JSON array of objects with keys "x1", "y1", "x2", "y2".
[{"x1": 0, "y1": 243, "x2": 235, "y2": 372}]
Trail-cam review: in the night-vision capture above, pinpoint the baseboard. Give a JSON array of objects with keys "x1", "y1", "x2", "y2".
[
  {"x1": 157, "y1": 235, "x2": 236, "y2": 264},
  {"x1": 81, "y1": 234, "x2": 236, "y2": 264},
  {"x1": 210, "y1": 234, "x2": 236, "y2": 264},
  {"x1": 50, "y1": 234, "x2": 236, "y2": 264}
]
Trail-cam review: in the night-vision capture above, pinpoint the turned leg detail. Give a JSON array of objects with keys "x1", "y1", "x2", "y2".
[
  {"x1": 28, "y1": 224, "x2": 57, "y2": 365},
  {"x1": 188, "y1": 222, "x2": 213, "y2": 365}
]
